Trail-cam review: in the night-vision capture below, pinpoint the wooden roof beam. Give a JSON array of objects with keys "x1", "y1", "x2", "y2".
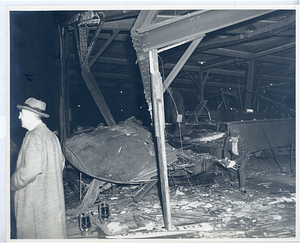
[
  {"x1": 205, "y1": 47, "x2": 295, "y2": 65},
  {"x1": 204, "y1": 48, "x2": 251, "y2": 59},
  {"x1": 254, "y1": 42, "x2": 295, "y2": 58}
]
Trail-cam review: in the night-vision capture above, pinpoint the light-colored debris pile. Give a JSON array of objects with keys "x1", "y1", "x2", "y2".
[{"x1": 72, "y1": 182, "x2": 294, "y2": 239}]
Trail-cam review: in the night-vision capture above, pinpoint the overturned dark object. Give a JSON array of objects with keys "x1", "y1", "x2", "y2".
[{"x1": 63, "y1": 117, "x2": 177, "y2": 184}]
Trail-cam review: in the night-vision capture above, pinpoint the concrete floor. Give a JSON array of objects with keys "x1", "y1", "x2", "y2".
[{"x1": 65, "y1": 153, "x2": 297, "y2": 240}]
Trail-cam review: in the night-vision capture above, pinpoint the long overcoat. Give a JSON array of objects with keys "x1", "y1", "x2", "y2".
[{"x1": 11, "y1": 123, "x2": 67, "y2": 239}]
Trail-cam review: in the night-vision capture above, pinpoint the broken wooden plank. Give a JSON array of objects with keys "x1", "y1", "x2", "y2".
[{"x1": 133, "y1": 180, "x2": 158, "y2": 203}]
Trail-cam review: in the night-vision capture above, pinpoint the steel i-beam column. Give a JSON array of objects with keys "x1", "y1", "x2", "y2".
[
  {"x1": 245, "y1": 59, "x2": 255, "y2": 109},
  {"x1": 149, "y1": 49, "x2": 172, "y2": 231}
]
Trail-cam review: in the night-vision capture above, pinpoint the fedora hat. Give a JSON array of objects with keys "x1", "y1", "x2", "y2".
[
  {"x1": 230, "y1": 129, "x2": 239, "y2": 137},
  {"x1": 17, "y1": 98, "x2": 49, "y2": 118}
]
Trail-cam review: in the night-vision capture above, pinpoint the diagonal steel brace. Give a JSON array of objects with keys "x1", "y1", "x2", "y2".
[{"x1": 75, "y1": 16, "x2": 116, "y2": 126}]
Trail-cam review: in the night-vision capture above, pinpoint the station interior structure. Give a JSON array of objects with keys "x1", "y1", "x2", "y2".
[{"x1": 9, "y1": 9, "x2": 297, "y2": 239}]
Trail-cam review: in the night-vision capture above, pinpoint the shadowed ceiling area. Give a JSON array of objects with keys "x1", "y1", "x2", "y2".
[{"x1": 10, "y1": 9, "x2": 295, "y2": 135}]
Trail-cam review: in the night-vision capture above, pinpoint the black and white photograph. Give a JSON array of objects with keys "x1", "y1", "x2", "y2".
[{"x1": 6, "y1": 3, "x2": 299, "y2": 242}]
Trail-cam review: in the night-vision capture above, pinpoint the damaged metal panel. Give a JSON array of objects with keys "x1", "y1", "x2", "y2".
[
  {"x1": 228, "y1": 118, "x2": 295, "y2": 153},
  {"x1": 63, "y1": 117, "x2": 178, "y2": 184}
]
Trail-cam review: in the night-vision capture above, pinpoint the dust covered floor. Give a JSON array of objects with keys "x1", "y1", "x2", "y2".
[{"x1": 65, "y1": 154, "x2": 296, "y2": 240}]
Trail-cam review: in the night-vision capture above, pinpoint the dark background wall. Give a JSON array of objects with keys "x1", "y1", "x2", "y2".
[
  {"x1": 10, "y1": 11, "x2": 64, "y2": 146},
  {"x1": 10, "y1": 11, "x2": 152, "y2": 145}
]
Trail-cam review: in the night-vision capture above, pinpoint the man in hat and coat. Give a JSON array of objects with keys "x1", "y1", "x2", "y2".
[
  {"x1": 11, "y1": 98, "x2": 67, "y2": 239},
  {"x1": 223, "y1": 129, "x2": 250, "y2": 193}
]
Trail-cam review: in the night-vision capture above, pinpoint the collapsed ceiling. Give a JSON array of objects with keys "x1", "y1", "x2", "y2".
[
  {"x1": 59, "y1": 9, "x2": 295, "y2": 128},
  {"x1": 56, "y1": 9, "x2": 296, "y2": 232}
]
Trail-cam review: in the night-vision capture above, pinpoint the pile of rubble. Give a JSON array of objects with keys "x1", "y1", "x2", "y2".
[{"x1": 65, "y1": 156, "x2": 296, "y2": 239}]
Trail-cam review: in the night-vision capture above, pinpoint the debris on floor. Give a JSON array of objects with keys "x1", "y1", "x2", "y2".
[{"x1": 64, "y1": 152, "x2": 296, "y2": 239}]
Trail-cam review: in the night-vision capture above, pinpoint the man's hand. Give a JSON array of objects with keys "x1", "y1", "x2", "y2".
[
  {"x1": 227, "y1": 160, "x2": 236, "y2": 169},
  {"x1": 217, "y1": 158, "x2": 238, "y2": 170}
]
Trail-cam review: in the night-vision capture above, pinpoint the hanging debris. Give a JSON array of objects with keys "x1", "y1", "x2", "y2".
[{"x1": 63, "y1": 116, "x2": 178, "y2": 184}]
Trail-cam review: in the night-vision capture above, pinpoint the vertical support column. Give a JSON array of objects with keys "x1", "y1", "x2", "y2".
[
  {"x1": 78, "y1": 26, "x2": 88, "y2": 65},
  {"x1": 58, "y1": 25, "x2": 70, "y2": 143},
  {"x1": 253, "y1": 63, "x2": 263, "y2": 112},
  {"x1": 199, "y1": 71, "x2": 204, "y2": 101},
  {"x1": 149, "y1": 49, "x2": 172, "y2": 231},
  {"x1": 198, "y1": 69, "x2": 210, "y2": 102},
  {"x1": 245, "y1": 59, "x2": 256, "y2": 109}
]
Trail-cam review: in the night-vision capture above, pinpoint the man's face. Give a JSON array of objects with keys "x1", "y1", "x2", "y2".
[
  {"x1": 18, "y1": 109, "x2": 35, "y2": 130},
  {"x1": 231, "y1": 136, "x2": 239, "y2": 143}
]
